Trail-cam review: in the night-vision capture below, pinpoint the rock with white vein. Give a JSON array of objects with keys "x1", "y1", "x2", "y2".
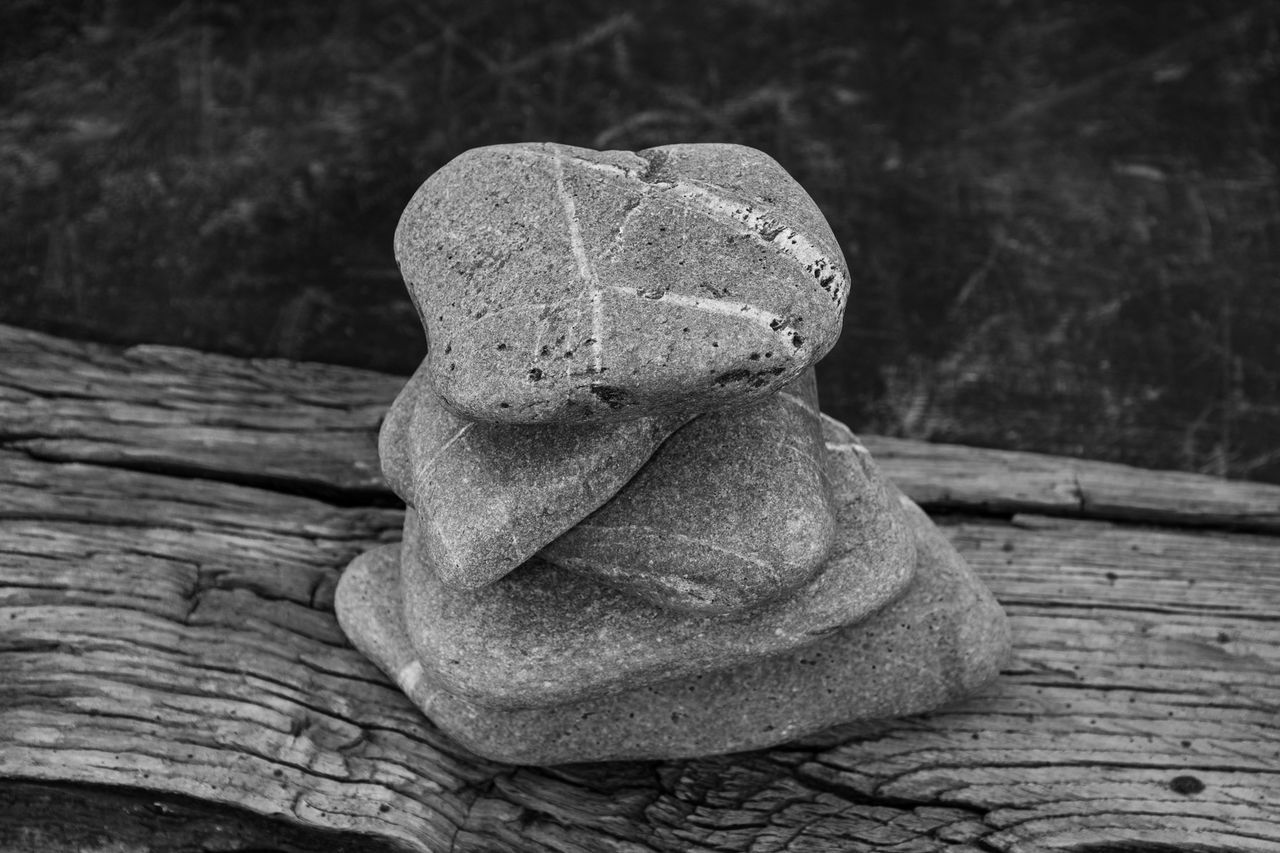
[
  {"x1": 381, "y1": 359, "x2": 686, "y2": 590},
  {"x1": 539, "y1": 368, "x2": 836, "y2": 614},
  {"x1": 394, "y1": 142, "x2": 850, "y2": 424}
]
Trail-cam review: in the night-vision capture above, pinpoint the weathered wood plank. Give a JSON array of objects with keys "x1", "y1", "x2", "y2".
[
  {"x1": 4, "y1": 463, "x2": 1276, "y2": 850},
  {"x1": 3, "y1": 323, "x2": 1279, "y2": 851},
  {"x1": 1, "y1": 324, "x2": 396, "y2": 497},
  {"x1": 6, "y1": 322, "x2": 1280, "y2": 529},
  {"x1": 864, "y1": 435, "x2": 1280, "y2": 534}
]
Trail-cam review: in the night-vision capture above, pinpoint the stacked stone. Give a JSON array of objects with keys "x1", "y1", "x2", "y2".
[{"x1": 336, "y1": 142, "x2": 1010, "y2": 765}]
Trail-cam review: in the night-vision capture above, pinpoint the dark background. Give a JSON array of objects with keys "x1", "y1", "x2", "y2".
[{"x1": 4, "y1": 0, "x2": 1278, "y2": 482}]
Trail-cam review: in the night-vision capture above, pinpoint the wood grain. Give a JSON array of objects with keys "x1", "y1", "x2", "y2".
[
  {"x1": 2, "y1": 323, "x2": 1278, "y2": 852},
  {"x1": 6, "y1": 323, "x2": 1278, "y2": 529}
]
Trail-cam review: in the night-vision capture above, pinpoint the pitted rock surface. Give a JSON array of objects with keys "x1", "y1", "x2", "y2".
[
  {"x1": 540, "y1": 369, "x2": 835, "y2": 614},
  {"x1": 394, "y1": 142, "x2": 850, "y2": 424},
  {"x1": 335, "y1": 486, "x2": 1010, "y2": 764},
  {"x1": 381, "y1": 360, "x2": 685, "y2": 590},
  {"x1": 396, "y1": 416, "x2": 916, "y2": 709}
]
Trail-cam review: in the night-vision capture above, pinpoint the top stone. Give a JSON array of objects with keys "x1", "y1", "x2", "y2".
[{"x1": 395, "y1": 142, "x2": 850, "y2": 424}]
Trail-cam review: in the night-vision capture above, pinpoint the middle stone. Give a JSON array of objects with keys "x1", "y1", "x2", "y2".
[{"x1": 539, "y1": 369, "x2": 835, "y2": 614}]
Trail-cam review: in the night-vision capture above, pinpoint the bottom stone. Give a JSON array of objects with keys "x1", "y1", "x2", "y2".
[{"x1": 335, "y1": 492, "x2": 1010, "y2": 765}]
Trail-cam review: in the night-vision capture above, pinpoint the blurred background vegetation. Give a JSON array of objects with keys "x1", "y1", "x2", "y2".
[{"x1": 3, "y1": 0, "x2": 1278, "y2": 481}]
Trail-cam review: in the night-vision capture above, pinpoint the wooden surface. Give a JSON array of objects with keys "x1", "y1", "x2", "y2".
[{"x1": 1, "y1": 322, "x2": 1277, "y2": 852}]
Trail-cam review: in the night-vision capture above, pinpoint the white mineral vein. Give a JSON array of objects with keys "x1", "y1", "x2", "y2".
[
  {"x1": 778, "y1": 390, "x2": 820, "y2": 420},
  {"x1": 415, "y1": 422, "x2": 473, "y2": 482},
  {"x1": 827, "y1": 440, "x2": 871, "y2": 455},
  {"x1": 508, "y1": 147, "x2": 849, "y2": 361},
  {"x1": 561, "y1": 151, "x2": 848, "y2": 301},
  {"x1": 675, "y1": 177, "x2": 847, "y2": 295},
  {"x1": 606, "y1": 284, "x2": 802, "y2": 350},
  {"x1": 551, "y1": 153, "x2": 606, "y2": 375}
]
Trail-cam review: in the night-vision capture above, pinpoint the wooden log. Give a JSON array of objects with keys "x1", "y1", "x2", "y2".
[
  {"x1": 863, "y1": 435, "x2": 1280, "y2": 534},
  {"x1": 5, "y1": 323, "x2": 1276, "y2": 532},
  {"x1": 2, "y1": 323, "x2": 1278, "y2": 851}
]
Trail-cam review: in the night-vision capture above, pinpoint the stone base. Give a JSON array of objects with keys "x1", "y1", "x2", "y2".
[{"x1": 335, "y1": 492, "x2": 1010, "y2": 765}]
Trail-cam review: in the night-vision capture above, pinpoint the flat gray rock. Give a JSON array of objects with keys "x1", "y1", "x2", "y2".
[
  {"x1": 394, "y1": 142, "x2": 850, "y2": 424},
  {"x1": 397, "y1": 415, "x2": 916, "y2": 708},
  {"x1": 335, "y1": 485, "x2": 1010, "y2": 764},
  {"x1": 540, "y1": 369, "x2": 836, "y2": 614},
  {"x1": 381, "y1": 360, "x2": 684, "y2": 589}
]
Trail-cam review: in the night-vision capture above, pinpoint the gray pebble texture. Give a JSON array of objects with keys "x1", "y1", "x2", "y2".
[
  {"x1": 540, "y1": 368, "x2": 836, "y2": 614},
  {"x1": 380, "y1": 359, "x2": 685, "y2": 589},
  {"x1": 397, "y1": 416, "x2": 917, "y2": 709},
  {"x1": 335, "y1": 483, "x2": 1009, "y2": 764}
]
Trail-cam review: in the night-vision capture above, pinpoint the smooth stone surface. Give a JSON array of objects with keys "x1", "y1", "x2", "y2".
[
  {"x1": 394, "y1": 141, "x2": 850, "y2": 424},
  {"x1": 540, "y1": 368, "x2": 836, "y2": 614},
  {"x1": 381, "y1": 360, "x2": 685, "y2": 589},
  {"x1": 335, "y1": 488, "x2": 1010, "y2": 765},
  {"x1": 398, "y1": 415, "x2": 916, "y2": 708}
]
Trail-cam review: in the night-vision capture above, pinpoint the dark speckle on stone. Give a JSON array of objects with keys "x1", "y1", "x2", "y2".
[
  {"x1": 1169, "y1": 775, "x2": 1205, "y2": 795},
  {"x1": 496, "y1": 342, "x2": 507, "y2": 351},
  {"x1": 714, "y1": 368, "x2": 752, "y2": 385},
  {"x1": 791, "y1": 332, "x2": 804, "y2": 347},
  {"x1": 1105, "y1": 571, "x2": 1118, "y2": 583},
  {"x1": 746, "y1": 366, "x2": 784, "y2": 388},
  {"x1": 540, "y1": 345, "x2": 551, "y2": 357},
  {"x1": 1217, "y1": 631, "x2": 1231, "y2": 643},
  {"x1": 528, "y1": 368, "x2": 544, "y2": 381},
  {"x1": 589, "y1": 383, "x2": 632, "y2": 409},
  {"x1": 749, "y1": 353, "x2": 761, "y2": 360}
]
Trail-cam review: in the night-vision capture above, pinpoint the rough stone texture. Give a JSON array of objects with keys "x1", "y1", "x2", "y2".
[
  {"x1": 540, "y1": 368, "x2": 835, "y2": 614},
  {"x1": 397, "y1": 416, "x2": 916, "y2": 709},
  {"x1": 336, "y1": 486, "x2": 1009, "y2": 765},
  {"x1": 381, "y1": 360, "x2": 685, "y2": 589},
  {"x1": 394, "y1": 141, "x2": 850, "y2": 424}
]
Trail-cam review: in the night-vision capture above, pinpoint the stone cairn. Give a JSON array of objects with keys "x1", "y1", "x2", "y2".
[{"x1": 336, "y1": 142, "x2": 1010, "y2": 765}]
